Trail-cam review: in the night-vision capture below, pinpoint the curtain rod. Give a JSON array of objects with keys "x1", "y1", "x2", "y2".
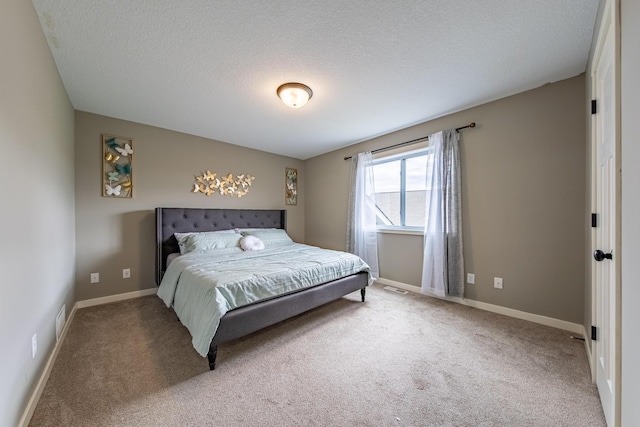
[{"x1": 343, "y1": 122, "x2": 476, "y2": 161}]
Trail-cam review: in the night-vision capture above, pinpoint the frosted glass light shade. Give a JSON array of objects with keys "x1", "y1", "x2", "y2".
[{"x1": 277, "y1": 83, "x2": 313, "y2": 108}]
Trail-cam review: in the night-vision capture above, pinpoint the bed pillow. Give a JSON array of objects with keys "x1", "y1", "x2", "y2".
[
  {"x1": 239, "y1": 235, "x2": 265, "y2": 251},
  {"x1": 241, "y1": 229, "x2": 293, "y2": 247},
  {"x1": 174, "y1": 230, "x2": 237, "y2": 254},
  {"x1": 181, "y1": 232, "x2": 242, "y2": 254}
]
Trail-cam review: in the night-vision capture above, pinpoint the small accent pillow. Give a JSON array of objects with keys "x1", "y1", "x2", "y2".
[
  {"x1": 174, "y1": 230, "x2": 237, "y2": 254},
  {"x1": 241, "y1": 229, "x2": 293, "y2": 247},
  {"x1": 240, "y1": 235, "x2": 265, "y2": 251},
  {"x1": 181, "y1": 232, "x2": 242, "y2": 254}
]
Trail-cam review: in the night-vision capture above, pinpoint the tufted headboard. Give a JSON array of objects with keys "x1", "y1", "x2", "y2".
[{"x1": 155, "y1": 208, "x2": 287, "y2": 285}]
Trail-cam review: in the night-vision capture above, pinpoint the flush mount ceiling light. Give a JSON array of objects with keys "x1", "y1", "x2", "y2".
[{"x1": 277, "y1": 83, "x2": 313, "y2": 108}]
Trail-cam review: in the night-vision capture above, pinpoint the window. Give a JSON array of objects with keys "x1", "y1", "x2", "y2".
[{"x1": 372, "y1": 149, "x2": 432, "y2": 230}]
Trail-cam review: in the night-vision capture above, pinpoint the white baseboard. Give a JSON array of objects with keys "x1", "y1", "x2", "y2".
[
  {"x1": 18, "y1": 287, "x2": 158, "y2": 427},
  {"x1": 76, "y1": 287, "x2": 157, "y2": 309},
  {"x1": 375, "y1": 278, "x2": 584, "y2": 335},
  {"x1": 17, "y1": 304, "x2": 78, "y2": 427}
]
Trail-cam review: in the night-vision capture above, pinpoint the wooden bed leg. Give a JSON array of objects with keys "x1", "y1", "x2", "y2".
[
  {"x1": 360, "y1": 288, "x2": 366, "y2": 302},
  {"x1": 208, "y1": 346, "x2": 218, "y2": 370}
]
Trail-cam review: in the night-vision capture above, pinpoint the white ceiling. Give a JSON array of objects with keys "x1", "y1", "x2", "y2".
[{"x1": 32, "y1": 0, "x2": 600, "y2": 160}]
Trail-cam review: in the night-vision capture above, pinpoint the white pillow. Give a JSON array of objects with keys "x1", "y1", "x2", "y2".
[
  {"x1": 240, "y1": 235, "x2": 265, "y2": 251},
  {"x1": 174, "y1": 230, "x2": 237, "y2": 254}
]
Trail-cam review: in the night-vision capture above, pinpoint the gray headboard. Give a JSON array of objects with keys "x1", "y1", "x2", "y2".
[{"x1": 155, "y1": 208, "x2": 287, "y2": 285}]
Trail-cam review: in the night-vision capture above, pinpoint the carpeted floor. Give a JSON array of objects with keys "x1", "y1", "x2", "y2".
[{"x1": 29, "y1": 284, "x2": 606, "y2": 426}]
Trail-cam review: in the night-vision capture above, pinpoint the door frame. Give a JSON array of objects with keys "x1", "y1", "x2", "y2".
[{"x1": 590, "y1": 0, "x2": 621, "y2": 425}]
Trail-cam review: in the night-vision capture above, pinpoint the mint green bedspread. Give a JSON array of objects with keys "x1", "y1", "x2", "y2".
[{"x1": 157, "y1": 243, "x2": 371, "y2": 357}]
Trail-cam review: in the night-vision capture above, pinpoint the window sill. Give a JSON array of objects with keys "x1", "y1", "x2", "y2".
[{"x1": 376, "y1": 228, "x2": 424, "y2": 236}]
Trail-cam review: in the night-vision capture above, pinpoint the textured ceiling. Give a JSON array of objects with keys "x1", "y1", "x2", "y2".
[{"x1": 32, "y1": 0, "x2": 599, "y2": 160}]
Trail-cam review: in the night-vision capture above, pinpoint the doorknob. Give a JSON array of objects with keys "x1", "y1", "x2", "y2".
[{"x1": 594, "y1": 250, "x2": 613, "y2": 261}]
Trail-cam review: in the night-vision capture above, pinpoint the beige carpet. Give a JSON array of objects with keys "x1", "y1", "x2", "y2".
[{"x1": 29, "y1": 284, "x2": 605, "y2": 426}]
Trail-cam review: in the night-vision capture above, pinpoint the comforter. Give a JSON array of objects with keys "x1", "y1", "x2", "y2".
[{"x1": 157, "y1": 243, "x2": 371, "y2": 356}]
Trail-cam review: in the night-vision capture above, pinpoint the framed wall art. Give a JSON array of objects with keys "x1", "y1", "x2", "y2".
[
  {"x1": 285, "y1": 167, "x2": 297, "y2": 205},
  {"x1": 102, "y1": 134, "x2": 133, "y2": 198}
]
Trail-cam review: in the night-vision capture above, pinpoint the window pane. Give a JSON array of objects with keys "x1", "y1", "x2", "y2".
[
  {"x1": 373, "y1": 160, "x2": 401, "y2": 225},
  {"x1": 405, "y1": 155, "x2": 428, "y2": 227}
]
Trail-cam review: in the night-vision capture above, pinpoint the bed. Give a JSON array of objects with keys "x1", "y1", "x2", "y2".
[{"x1": 155, "y1": 207, "x2": 371, "y2": 370}]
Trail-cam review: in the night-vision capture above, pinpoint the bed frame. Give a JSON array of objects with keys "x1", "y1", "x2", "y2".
[{"x1": 156, "y1": 207, "x2": 368, "y2": 370}]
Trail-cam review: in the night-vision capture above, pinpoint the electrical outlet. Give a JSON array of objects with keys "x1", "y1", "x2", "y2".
[
  {"x1": 467, "y1": 273, "x2": 475, "y2": 284},
  {"x1": 31, "y1": 334, "x2": 37, "y2": 358},
  {"x1": 123, "y1": 268, "x2": 131, "y2": 279},
  {"x1": 90, "y1": 272, "x2": 99, "y2": 284},
  {"x1": 494, "y1": 277, "x2": 503, "y2": 289}
]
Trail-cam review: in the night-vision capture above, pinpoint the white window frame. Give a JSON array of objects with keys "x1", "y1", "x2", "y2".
[{"x1": 372, "y1": 147, "x2": 432, "y2": 234}]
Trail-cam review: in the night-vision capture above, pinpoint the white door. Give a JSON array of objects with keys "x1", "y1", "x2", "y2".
[{"x1": 591, "y1": 1, "x2": 620, "y2": 425}]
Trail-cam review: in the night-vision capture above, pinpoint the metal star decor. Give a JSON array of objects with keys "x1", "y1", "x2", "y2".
[{"x1": 192, "y1": 170, "x2": 255, "y2": 198}]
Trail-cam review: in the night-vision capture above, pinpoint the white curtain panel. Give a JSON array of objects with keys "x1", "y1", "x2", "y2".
[
  {"x1": 421, "y1": 129, "x2": 464, "y2": 298},
  {"x1": 347, "y1": 151, "x2": 379, "y2": 280}
]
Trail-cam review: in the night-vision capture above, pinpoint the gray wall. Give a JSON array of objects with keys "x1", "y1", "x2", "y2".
[
  {"x1": 306, "y1": 76, "x2": 587, "y2": 324},
  {"x1": 0, "y1": 1, "x2": 76, "y2": 426},
  {"x1": 621, "y1": 0, "x2": 640, "y2": 423},
  {"x1": 74, "y1": 112, "x2": 305, "y2": 301}
]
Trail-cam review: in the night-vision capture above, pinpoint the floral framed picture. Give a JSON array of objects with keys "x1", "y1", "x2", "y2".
[
  {"x1": 285, "y1": 167, "x2": 297, "y2": 205},
  {"x1": 102, "y1": 134, "x2": 133, "y2": 198}
]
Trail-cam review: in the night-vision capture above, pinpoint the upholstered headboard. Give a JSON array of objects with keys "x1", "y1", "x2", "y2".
[{"x1": 155, "y1": 208, "x2": 287, "y2": 285}]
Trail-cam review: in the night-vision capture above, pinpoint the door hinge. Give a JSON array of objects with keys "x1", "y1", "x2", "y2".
[
  {"x1": 591, "y1": 99, "x2": 597, "y2": 114},
  {"x1": 591, "y1": 325, "x2": 598, "y2": 341},
  {"x1": 591, "y1": 213, "x2": 597, "y2": 228}
]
